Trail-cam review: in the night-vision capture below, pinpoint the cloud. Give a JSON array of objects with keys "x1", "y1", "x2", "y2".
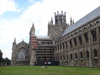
[
  {"x1": 0, "y1": 0, "x2": 100, "y2": 59},
  {"x1": 0, "y1": 0, "x2": 20, "y2": 15}
]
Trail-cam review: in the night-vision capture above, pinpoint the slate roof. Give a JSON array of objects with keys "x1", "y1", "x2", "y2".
[
  {"x1": 62, "y1": 6, "x2": 100, "y2": 37},
  {"x1": 36, "y1": 35, "x2": 50, "y2": 39}
]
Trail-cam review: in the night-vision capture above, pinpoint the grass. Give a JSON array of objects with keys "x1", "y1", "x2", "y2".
[{"x1": 0, "y1": 66, "x2": 100, "y2": 75}]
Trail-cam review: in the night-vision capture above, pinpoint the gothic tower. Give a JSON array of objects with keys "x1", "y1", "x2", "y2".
[
  {"x1": 48, "y1": 11, "x2": 69, "y2": 40},
  {"x1": 29, "y1": 23, "x2": 36, "y2": 66}
]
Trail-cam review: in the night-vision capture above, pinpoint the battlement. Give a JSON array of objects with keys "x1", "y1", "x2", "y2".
[
  {"x1": 54, "y1": 11, "x2": 66, "y2": 24},
  {"x1": 54, "y1": 11, "x2": 66, "y2": 16}
]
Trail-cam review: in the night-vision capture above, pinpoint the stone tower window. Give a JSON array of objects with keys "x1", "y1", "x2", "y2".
[
  {"x1": 84, "y1": 33, "x2": 88, "y2": 43},
  {"x1": 94, "y1": 49, "x2": 98, "y2": 57},
  {"x1": 91, "y1": 30, "x2": 97, "y2": 41},
  {"x1": 86, "y1": 51, "x2": 89, "y2": 58}
]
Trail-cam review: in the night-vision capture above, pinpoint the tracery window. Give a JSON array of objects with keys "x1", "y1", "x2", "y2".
[{"x1": 18, "y1": 48, "x2": 26, "y2": 59}]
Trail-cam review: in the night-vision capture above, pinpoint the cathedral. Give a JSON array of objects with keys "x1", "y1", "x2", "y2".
[{"x1": 11, "y1": 6, "x2": 100, "y2": 67}]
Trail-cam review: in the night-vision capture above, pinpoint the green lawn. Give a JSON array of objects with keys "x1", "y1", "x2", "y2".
[{"x1": 0, "y1": 66, "x2": 100, "y2": 75}]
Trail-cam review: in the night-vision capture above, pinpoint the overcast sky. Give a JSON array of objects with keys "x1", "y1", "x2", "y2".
[{"x1": 0, "y1": 0, "x2": 99, "y2": 59}]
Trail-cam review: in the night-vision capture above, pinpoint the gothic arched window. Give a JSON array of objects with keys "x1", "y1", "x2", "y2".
[
  {"x1": 70, "y1": 54, "x2": 72, "y2": 59},
  {"x1": 18, "y1": 48, "x2": 26, "y2": 59},
  {"x1": 80, "y1": 52, "x2": 83, "y2": 58},
  {"x1": 86, "y1": 51, "x2": 89, "y2": 58},
  {"x1": 84, "y1": 33, "x2": 88, "y2": 43},
  {"x1": 78, "y1": 36, "x2": 82, "y2": 45},
  {"x1": 74, "y1": 38, "x2": 77, "y2": 46},
  {"x1": 91, "y1": 30, "x2": 97, "y2": 41},
  {"x1": 75, "y1": 53, "x2": 77, "y2": 59},
  {"x1": 94, "y1": 49, "x2": 98, "y2": 57}
]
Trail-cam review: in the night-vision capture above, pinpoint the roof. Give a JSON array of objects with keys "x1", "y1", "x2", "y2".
[
  {"x1": 36, "y1": 35, "x2": 51, "y2": 39},
  {"x1": 62, "y1": 6, "x2": 100, "y2": 37}
]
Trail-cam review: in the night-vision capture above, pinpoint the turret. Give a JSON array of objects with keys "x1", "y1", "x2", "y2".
[
  {"x1": 13, "y1": 38, "x2": 16, "y2": 45},
  {"x1": 54, "y1": 11, "x2": 66, "y2": 25},
  {"x1": 70, "y1": 17, "x2": 74, "y2": 25},
  {"x1": 30, "y1": 23, "x2": 35, "y2": 36}
]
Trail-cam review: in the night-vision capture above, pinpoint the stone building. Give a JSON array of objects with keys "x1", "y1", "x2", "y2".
[
  {"x1": 11, "y1": 6, "x2": 100, "y2": 67},
  {"x1": 54, "y1": 6, "x2": 100, "y2": 67}
]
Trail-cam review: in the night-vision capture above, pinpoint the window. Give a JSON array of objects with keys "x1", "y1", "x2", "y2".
[
  {"x1": 60, "y1": 56, "x2": 62, "y2": 60},
  {"x1": 18, "y1": 48, "x2": 26, "y2": 59},
  {"x1": 78, "y1": 36, "x2": 82, "y2": 45},
  {"x1": 69, "y1": 40, "x2": 72, "y2": 48},
  {"x1": 65, "y1": 42, "x2": 68, "y2": 48},
  {"x1": 94, "y1": 49, "x2": 98, "y2": 57},
  {"x1": 63, "y1": 55, "x2": 65, "y2": 60},
  {"x1": 75, "y1": 53, "x2": 77, "y2": 59},
  {"x1": 80, "y1": 52, "x2": 83, "y2": 58},
  {"x1": 66, "y1": 55, "x2": 68, "y2": 59},
  {"x1": 84, "y1": 33, "x2": 88, "y2": 43},
  {"x1": 70, "y1": 54, "x2": 72, "y2": 59},
  {"x1": 74, "y1": 38, "x2": 77, "y2": 46},
  {"x1": 91, "y1": 30, "x2": 97, "y2": 41},
  {"x1": 86, "y1": 51, "x2": 89, "y2": 58}
]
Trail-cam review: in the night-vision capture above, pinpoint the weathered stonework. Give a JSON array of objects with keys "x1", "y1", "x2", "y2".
[{"x1": 11, "y1": 6, "x2": 100, "y2": 67}]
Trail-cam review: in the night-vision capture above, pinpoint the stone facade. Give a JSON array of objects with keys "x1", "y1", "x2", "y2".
[
  {"x1": 11, "y1": 6, "x2": 100, "y2": 67},
  {"x1": 54, "y1": 6, "x2": 100, "y2": 67}
]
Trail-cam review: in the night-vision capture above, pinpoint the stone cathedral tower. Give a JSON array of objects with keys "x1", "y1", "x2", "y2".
[
  {"x1": 29, "y1": 23, "x2": 36, "y2": 66},
  {"x1": 48, "y1": 11, "x2": 69, "y2": 40}
]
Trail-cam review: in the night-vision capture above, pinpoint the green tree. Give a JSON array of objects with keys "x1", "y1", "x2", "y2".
[
  {"x1": 3, "y1": 57, "x2": 11, "y2": 66},
  {"x1": 0, "y1": 50, "x2": 3, "y2": 66}
]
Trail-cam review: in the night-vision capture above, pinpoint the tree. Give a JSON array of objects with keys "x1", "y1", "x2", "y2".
[
  {"x1": 0, "y1": 50, "x2": 3, "y2": 66},
  {"x1": 3, "y1": 57, "x2": 11, "y2": 66}
]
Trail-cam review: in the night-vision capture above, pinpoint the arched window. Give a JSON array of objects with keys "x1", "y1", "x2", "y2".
[
  {"x1": 70, "y1": 54, "x2": 72, "y2": 59},
  {"x1": 80, "y1": 52, "x2": 83, "y2": 58},
  {"x1": 75, "y1": 53, "x2": 77, "y2": 59},
  {"x1": 60, "y1": 56, "x2": 62, "y2": 60},
  {"x1": 69, "y1": 40, "x2": 72, "y2": 48},
  {"x1": 84, "y1": 33, "x2": 88, "y2": 43},
  {"x1": 86, "y1": 51, "x2": 89, "y2": 58},
  {"x1": 74, "y1": 38, "x2": 77, "y2": 46},
  {"x1": 78, "y1": 36, "x2": 82, "y2": 45},
  {"x1": 63, "y1": 55, "x2": 65, "y2": 60},
  {"x1": 94, "y1": 49, "x2": 98, "y2": 57},
  {"x1": 91, "y1": 30, "x2": 97, "y2": 41},
  {"x1": 18, "y1": 48, "x2": 26, "y2": 59}
]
